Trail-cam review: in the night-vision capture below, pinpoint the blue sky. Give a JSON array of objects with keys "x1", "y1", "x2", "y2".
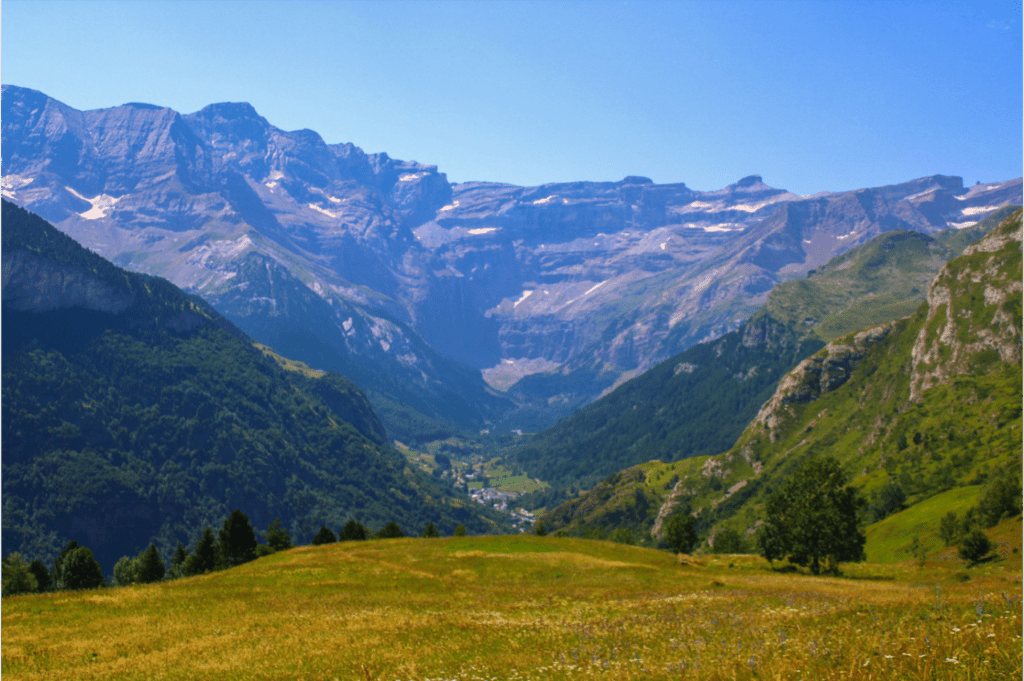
[{"x1": 3, "y1": 1, "x2": 1021, "y2": 194}]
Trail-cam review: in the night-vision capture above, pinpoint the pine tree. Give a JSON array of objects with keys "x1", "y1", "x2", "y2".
[
  {"x1": 219, "y1": 510, "x2": 258, "y2": 567},
  {"x1": 422, "y1": 522, "x2": 440, "y2": 538},
  {"x1": 135, "y1": 543, "x2": 166, "y2": 583},
  {"x1": 311, "y1": 526, "x2": 337, "y2": 545},
  {"x1": 341, "y1": 520, "x2": 368, "y2": 541},
  {"x1": 262, "y1": 518, "x2": 293, "y2": 551},
  {"x1": 182, "y1": 527, "x2": 219, "y2": 576},
  {"x1": 378, "y1": 522, "x2": 404, "y2": 539}
]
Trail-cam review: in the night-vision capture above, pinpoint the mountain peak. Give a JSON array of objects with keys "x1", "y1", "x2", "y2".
[{"x1": 190, "y1": 101, "x2": 264, "y2": 123}]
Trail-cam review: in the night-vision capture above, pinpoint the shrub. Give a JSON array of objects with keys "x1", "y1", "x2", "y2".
[
  {"x1": 422, "y1": 522, "x2": 440, "y2": 538},
  {"x1": 29, "y1": 559, "x2": 52, "y2": 592},
  {"x1": 534, "y1": 520, "x2": 547, "y2": 537},
  {"x1": 958, "y1": 529, "x2": 992, "y2": 566},
  {"x1": 255, "y1": 544, "x2": 276, "y2": 558},
  {"x1": 454, "y1": 524, "x2": 467, "y2": 537}
]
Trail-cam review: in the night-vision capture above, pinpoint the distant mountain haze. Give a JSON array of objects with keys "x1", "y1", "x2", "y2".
[{"x1": 3, "y1": 84, "x2": 1020, "y2": 433}]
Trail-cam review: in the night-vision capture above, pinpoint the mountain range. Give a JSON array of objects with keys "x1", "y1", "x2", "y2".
[
  {"x1": 4, "y1": 84, "x2": 1021, "y2": 436},
  {"x1": 1, "y1": 200, "x2": 510, "y2": 569}
]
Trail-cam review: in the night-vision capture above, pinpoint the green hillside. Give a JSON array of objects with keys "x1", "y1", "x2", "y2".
[
  {"x1": 511, "y1": 209, "x2": 1015, "y2": 507},
  {"x1": 543, "y1": 210, "x2": 1022, "y2": 553},
  {"x1": 1, "y1": 200, "x2": 511, "y2": 571}
]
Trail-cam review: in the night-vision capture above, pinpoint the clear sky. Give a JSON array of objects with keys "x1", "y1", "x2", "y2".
[{"x1": 2, "y1": 0, "x2": 1021, "y2": 194}]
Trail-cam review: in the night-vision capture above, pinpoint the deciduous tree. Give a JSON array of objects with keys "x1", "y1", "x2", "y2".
[{"x1": 757, "y1": 455, "x2": 865, "y2": 575}]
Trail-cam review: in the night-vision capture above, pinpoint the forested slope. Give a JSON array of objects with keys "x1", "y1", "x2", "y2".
[{"x1": 1, "y1": 200, "x2": 510, "y2": 570}]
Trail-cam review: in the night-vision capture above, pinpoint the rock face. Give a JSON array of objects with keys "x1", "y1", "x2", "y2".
[
  {"x1": 3, "y1": 84, "x2": 1021, "y2": 428},
  {"x1": 909, "y1": 209, "x2": 1023, "y2": 401}
]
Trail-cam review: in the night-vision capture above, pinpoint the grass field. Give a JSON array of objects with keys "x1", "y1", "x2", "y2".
[{"x1": 2, "y1": 535, "x2": 1021, "y2": 680}]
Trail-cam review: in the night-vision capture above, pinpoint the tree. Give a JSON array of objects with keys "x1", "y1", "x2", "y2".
[
  {"x1": 609, "y1": 527, "x2": 633, "y2": 545},
  {"x1": 341, "y1": 520, "x2": 368, "y2": 541},
  {"x1": 534, "y1": 520, "x2": 547, "y2": 537},
  {"x1": 2, "y1": 553, "x2": 39, "y2": 596},
  {"x1": 757, "y1": 455, "x2": 865, "y2": 575},
  {"x1": 378, "y1": 522, "x2": 404, "y2": 539},
  {"x1": 181, "y1": 527, "x2": 218, "y2": 576},
  {"x1": 958, "y1": 529, "x2": 992, "y2": 566},
  {"x1": 29, "y1": 559, "x2": 52, "y2": 592},
  {"x1": 938, "y1": 511, "x2": 960, "y2": 546},
  {"x1": 170, "y1": 541, "x2": 189, "y2": 577},
  {"x1": 59, "y1": 547, "x2": 105, "y2": 590},
  {"x1": 870, "y1": 480, "x2": 907, "y2": 522},
  {"x1": 711, "y1": 527, "x2": 747, "y2": 554},
  {"x1": 262, "y1": 518, "x2": 293, "y2": 551},
  {"x1": 977, "y1": 472, "x2": 1022, "y2": 527},
  {"x1": 113, "y1": 556, "x2": 137, "y2": 586},
  {"x1": 663, "y1": 514, "x2": 698, "y2": 554},
  {"x1": 311, "y1": 526, "x2": 337, "y2": 545},
  {"x1": 422, "y1": 522, "x2": 440, "y2": 538},
  {"x1": 453, "y1": 524, "x2": 467, "y2": 537},
  {"x1": 219, "y1": 510, "x2": 258, "y2": 567},
  {"x1": 136, "y1": 543, "x2": 166, "y2": 583}
]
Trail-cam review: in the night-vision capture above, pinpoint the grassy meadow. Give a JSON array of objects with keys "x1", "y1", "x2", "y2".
[{"x1": 2, "y1": 535, "x2": 1021, "y2": 680}]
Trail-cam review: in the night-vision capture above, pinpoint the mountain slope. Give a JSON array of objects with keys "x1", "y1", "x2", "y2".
[
  {"x1": 1, "y1": 200, "x2": 511, "y2": 570},
  {"x1": 4, "y1": 85, "x2": 1020, "y2": 432},
  {"x1": 509, "y1": 210, "x2": 1015, "y2": 501},
  {"x1": 541, "y1": 210, "x2": 1022, "y2": 545}
]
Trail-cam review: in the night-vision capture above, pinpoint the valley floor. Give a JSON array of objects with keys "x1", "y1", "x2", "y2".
[{"x1": 2, "y1": 534, "x2": 1021, "y2": 681}]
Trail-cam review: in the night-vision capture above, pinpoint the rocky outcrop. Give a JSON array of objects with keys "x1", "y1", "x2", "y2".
[
  {"x1": 753, "y1": 322, "x2": 897, "y2": 442},
  {"x1": 2, "y1": 250, "x2": 134, "y2": 313},
  {"x1": 909, "y1": 210, "x2": 1023, "y2": 401}
]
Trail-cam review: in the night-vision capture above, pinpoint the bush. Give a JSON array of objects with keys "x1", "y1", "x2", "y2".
[
  {"x1": 534, "y1": 520, "x2": 547, "y2": 537},
  {"x1": 422, "y1": 522, "x2": 440, "y2": 538},
  {"x1": 958, "y1": 529, "x2": 992, "y2": 566},
  {"x1": 2, "y1": 553, "x2": 39, "y2": 597},
  {"x1": 939, "y1": 511, "x2": 960, "y2": 546},
  {"x1": 609, "y1": 527, "x2": 633, "y2": 545},
  {"x1": 311, "y1": 526, "x2": 337, "y2": 545},
  {"x1": 454, "y1": 524, "x2": 467, "y2": 537},
  {"x1": 255, "y1": 544, "x2": 276, "y2": 558}
]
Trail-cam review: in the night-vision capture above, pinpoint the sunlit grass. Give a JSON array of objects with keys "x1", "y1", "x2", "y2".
[{"x1": 3, "y1": 536, "x2": 1021, "y2": 680}]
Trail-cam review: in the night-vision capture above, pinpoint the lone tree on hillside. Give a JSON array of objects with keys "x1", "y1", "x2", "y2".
[
  {"x1": 378, "y1": 522, "x2": 404, "y2": 539},
  {"x1": 422, "y1": 522, "x2": 440, "y2": 538},
  {"x1": 663, "y1": 513, "x2": 699, "y2": 554},
  {"x1": 341, "y1": 520, "x2": 368, "y2": 541},
  {"x1": 757, "y1": 455, "x2": 865, "y2": 575}
]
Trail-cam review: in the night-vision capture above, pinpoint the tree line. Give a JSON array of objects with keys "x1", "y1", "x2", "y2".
[{"x1": 1, "y1": 510, "x2": 470, "y2": 597}]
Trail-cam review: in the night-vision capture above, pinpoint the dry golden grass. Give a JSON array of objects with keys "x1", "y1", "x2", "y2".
[{"x1": 2, "y1": 536, "x2": 1020, "y2": 680}]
